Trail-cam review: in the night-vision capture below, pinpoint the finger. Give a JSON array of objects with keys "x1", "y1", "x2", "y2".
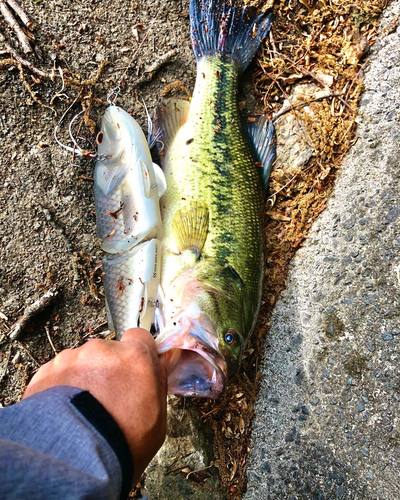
[
  {"x1": 157, "y1": 355, "x2": 169, "y2": 397},
  {"x1": 120, "y1": 328, "x2": 158, "y2": 353}
]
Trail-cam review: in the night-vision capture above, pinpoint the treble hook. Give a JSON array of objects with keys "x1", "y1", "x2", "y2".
[{"x1": 107, "y1": 86, "x2": 122, "y2": 106}]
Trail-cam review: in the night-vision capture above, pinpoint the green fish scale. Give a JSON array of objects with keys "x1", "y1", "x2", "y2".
[{"x1": 162, "y1": 56, "x2": 263, "y2": 331}]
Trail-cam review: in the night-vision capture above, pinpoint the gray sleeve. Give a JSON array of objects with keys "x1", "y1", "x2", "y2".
[{"x1": 0, "y1": 386, "x2": 133, "y2": 500}]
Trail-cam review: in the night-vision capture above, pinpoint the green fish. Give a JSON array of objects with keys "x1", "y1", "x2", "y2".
[{"x1": 156, "y1": 0, "x2": 276, "y2": 398}]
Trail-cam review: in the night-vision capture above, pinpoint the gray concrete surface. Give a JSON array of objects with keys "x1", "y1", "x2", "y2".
[{"x1": 246, "y1": 2, "x2": 400, "y2": 499}]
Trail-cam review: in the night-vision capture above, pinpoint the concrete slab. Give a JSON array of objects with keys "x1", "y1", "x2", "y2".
[{"x1": 246, "y1": 2, "x2": 400, "y2": 499}]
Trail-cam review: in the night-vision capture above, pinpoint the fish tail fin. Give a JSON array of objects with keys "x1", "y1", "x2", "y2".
[{"x1": 190, "y1": 0, "x2": 273, "y2": 74}]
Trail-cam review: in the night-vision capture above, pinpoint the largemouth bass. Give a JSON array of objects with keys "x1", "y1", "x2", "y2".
[{"x1": 155, "y1": 0, "x2": 276, "y2": 397}]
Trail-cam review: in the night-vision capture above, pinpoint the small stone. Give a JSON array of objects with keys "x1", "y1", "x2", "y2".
[
  {"x1": 365, "y1": 470, "x2": 375, "y2": 480},
  {"x1": 336, "y1": 485, "x2": 346, "y2": 499},
  {"x1": 72, "y1": 218, "x2": 79, "y2": 225},
  {"x1": 11, "y1": 352, "x2": 21, "y2": 364},
  {"x1": 310, "y1": 397, "x2": 320, "y2": 406},
  {"x1": 382, "y1": 333, "x2": 393, "y2": 341},
  {"x1": 3, "y1": 182, "x2": 9, "y2": 188},
  {"x1": 285, "y1": 426, "x2": 297, "y2": 442},
  {"x1": 301, "y1": 405, "x2": 311, "y2": 415},
  {"x1": 261, "y1": 461, "x2": 271, "y2": 473},
  {"x1": 342, "y1": 217, "x2": 355, "y2": 229},
  {"x1": 366, "y1": 338, "x2": 375, "y2": 352},
  {"x1": 386, "y1": 207, "x2": 400, "y2": 221},
  {"x1": 360, "y1": 447, "x2": 369, "y2": 458},
  {"x1": 355, "y1": 401, "x2": 365, "y2": 413}
]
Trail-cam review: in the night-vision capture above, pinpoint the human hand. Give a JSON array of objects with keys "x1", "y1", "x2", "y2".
[{"x1": 23, "y1": 328, "x2": 167, "y2": 486}]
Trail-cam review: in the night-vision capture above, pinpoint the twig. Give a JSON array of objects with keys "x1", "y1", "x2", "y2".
[
  {"x1": 272, "y1": 92, "x2": 344, "y2": 122},
  {"x1": 9, "y1": 286, "x2": 59, "y2": 340},
  {"x1": 273, "y1": 51, "x2": 353, "y2": 112},
  {"x1": 258, "y1": 60, "x2": 314, "y2": 149},
  {"x1": 15, "y1": 340, "x2": 40, "y2": 367},
  {"x1": 267, "y1": 164, "x2": 314, "y2": 199},
  {"x1": 79, "y1": 175, "x2": 94, "y2": 182},
  {"x1": 44, "y1": 325, "x2": 57, "y2": 355},
  {"x1": 92, "y1": 321, "x2": 108, "y2": 333},
  {"x1": 0, "y1": 345, "x2": 12, "y2": 383},
  {"x1": 344, "y1": 60, "x2": 369, "y2": 103},
  {"x1": 186, "y1": 463, "x2": 214, "y2": 480},
  {"x1": 2, "y1": 41, "x2": 46, "y2": 77},
  {"x1": 0, "y1": 0, "x2": 32, "y2": 54},
  {"x1": 7, "y1": 0, "x2": 34, "y2": 29},
  {"x1": 131, "y1": 48, "x2": 179, "y2": 89}
]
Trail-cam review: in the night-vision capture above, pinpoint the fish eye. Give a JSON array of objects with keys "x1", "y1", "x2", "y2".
[
  {"x1": 224, "y1": 329, "x2": 236, "y2": 346},
  {"x1": 96, "y1": 132, "x2": 104, "y2": 145}
]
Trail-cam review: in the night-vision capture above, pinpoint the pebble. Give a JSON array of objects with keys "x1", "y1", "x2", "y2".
[
  {"x1": 285, "y1": 426, "x2": 297, "y2": 443},
  {"x1": 11, "y1": 352, "x2": 21, "y2": 364},
  {"x1": 366, "y1": 339, "x2": 375, "y2": 352},
  {"x1": 261, "y1": 461, "x2": 271, "y2": 473},
  {"x1": 386, "y1": 206, "x2": 400, "y2": 221},
  {"x1": 336, "y1": 485, "x2": 346, "y2": 499},
  {"x1": 342, "y1": 217, "x2": 355, "y2": 229},
  {"x1": 355, "y1": 401, "x2": 365, "y2": 413},
  {"x1": 310, "y1": 397, "x2": 320, "y2": 406},
  {"x1": 365, "y1": 470, "x2": 375, "y2": 480}
]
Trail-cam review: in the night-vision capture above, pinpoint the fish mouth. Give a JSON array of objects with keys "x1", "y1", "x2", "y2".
[{"x1": 157, "y1": 320, "x2": 227, "y2": 398}]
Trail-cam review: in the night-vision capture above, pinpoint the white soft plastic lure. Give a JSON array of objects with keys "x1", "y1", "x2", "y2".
[{"x1": 94, "y1": 105, "x2": 166, "y2": 335}]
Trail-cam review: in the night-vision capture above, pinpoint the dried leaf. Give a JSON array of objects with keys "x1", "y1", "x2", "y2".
[
  {"x1": 239, "y1": 416, "x2": 245, "y2": 434},
  {"x1": 266, "y1": 211, "x2": 291, "y2": 222}
]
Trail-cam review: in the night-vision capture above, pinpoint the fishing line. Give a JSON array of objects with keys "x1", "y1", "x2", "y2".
[{"x1": 54, "y1": 4, "x2": 163, "y2": 162}]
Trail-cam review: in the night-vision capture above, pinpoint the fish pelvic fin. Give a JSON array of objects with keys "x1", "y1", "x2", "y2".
[
  {"x1": 243, "y1": 116, "x2": 276, "y2": 192},
  {"x1": 189, "y1": 0, "x2": 273, "y2": 74},
  {"x1": 154, "y1": 98, "x2": 191, "y2": 165},
  {"x1": 172, "y1": 201, "x2": 209, "y2": 257}
]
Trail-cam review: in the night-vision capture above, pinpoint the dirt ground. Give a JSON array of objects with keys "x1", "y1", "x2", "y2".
[
  {"x1": 0, "y1": 0, "x2": 388, "y2": 497},
  {"x1": 0, "y1": 0, "x2": 196, "y2": 401}
]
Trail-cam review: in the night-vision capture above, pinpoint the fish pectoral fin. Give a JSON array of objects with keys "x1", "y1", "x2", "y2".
[
  {"x1": 154, "y1": 98, "x2": 191, "y2": 162},
  {"x1": 172, "y1": 202, "x2": 209, "y2": 257},
  {"x1": 139, "y1": 159, "x2": 153, "y2": 197},
  {"x1": 152, "y1": 162, "x2": 167, "y2": 198},
  {"x1": 100, "y1": 164, "x2": 128, "y2": 196},
  {"x1": 243, "y1": 116, "x2": 276, "y2": 192}
]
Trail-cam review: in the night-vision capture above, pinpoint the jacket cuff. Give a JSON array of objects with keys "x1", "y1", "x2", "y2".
[{"x1": 71, "y1": 390, "x2": 133, "y2": 500}]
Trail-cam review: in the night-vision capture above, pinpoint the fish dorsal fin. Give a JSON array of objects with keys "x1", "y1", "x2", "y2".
[
  {"x1": 152, "y1": 162, "x2": 167, "y2": 198},
  {"x1": 172, "y1": 201, "x2": 209, "y2": 257},
  {"x1": 155, "y1": 98, "x2": 191, "y2": 159},
  {"x1": 243, "y1": 116, "x2": 276, "y2": 192}
]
